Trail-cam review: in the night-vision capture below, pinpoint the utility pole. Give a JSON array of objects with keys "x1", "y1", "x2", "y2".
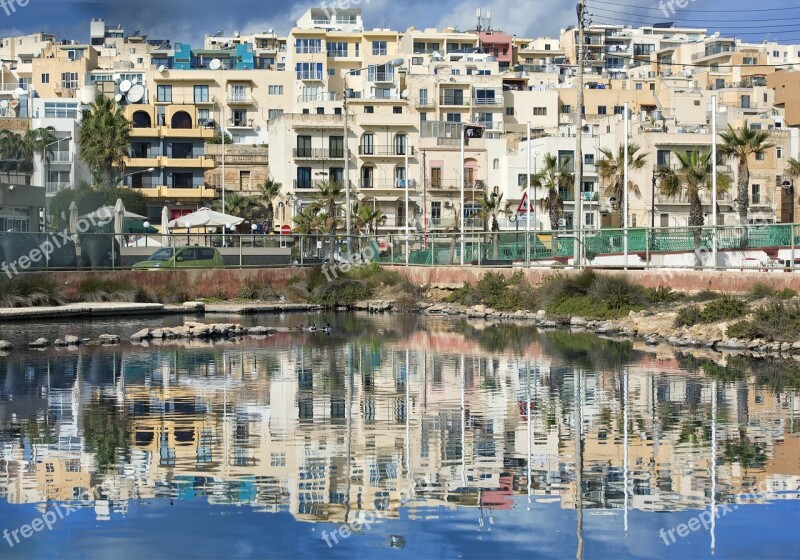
[{"x1": 574, "y1": 1, "x2": 589, "y2": 268}]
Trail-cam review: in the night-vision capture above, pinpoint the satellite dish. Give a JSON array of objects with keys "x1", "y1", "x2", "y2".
[
  {"x1": 401, "y1": 89, "x2": 409, "y2": 99},
  {"x1": 119, "y1": 79, "x2": 132, "y2": 93},
  {"x1": 157, "y1": 65, "x2": 166, "y2": 73},
  {"x1": 209, "y1": 58, "x2": 222, "y2": 70},
  {"x1": 713, "y1": 32, "x2": 720, "y2": 38},
  {"x1": 114, "y1": 93, "x2": 123, "y2": 103},
  {"x1": 9, "y1": 99, "x2": 18, "y2": 108},
  {"x1": 127, "y1": 84, "x2": 145, "y2": 103},
  {"x1": 132, "y1": 77, "x2": 139, "y2": 85},
  {"x1": 684, "y1": 68, "x2": 693, "y2": 77},
  {"x1": 0, "y1": 100, "x2": 8, "y2": 109},
  {"x1": 12, "y1": 88, "x2": 23, "y2": 100}
]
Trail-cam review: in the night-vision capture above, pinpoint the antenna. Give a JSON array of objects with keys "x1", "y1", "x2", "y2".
[
  {"x1": 487, "y1": 9, "x2": 492, "y2": 31},
  {"x1": 476, "y1": 8, "x2": 482, "y2": 31}
]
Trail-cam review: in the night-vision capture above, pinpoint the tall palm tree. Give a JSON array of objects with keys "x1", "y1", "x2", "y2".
[
  {"x1": 477, "y1": 192, "x2": 507, "y2": 259},
  {"x1": 78, "y1": 95, "x2": 132, "y2": 188},
  {"x1": 215, "y1": 193, "x2": 256, "y2": 218},
  {"x1": 719, "y1": 121, "x2": 774, "y2": 226},
  {"x1": 532, "y1": 154, "x2": 573, "y2": 256},
  {"x1": 257, "y1": 177, "x2": 282, "y2": 233},
  {"x1": 309, "y1": 180, "x2": 344, "y2": 261},
  {"x1": 292, "y1": 206, "x2": 323, "y2": 259},
  {"x1": 352, "y1": 201, "x2": 386, "y2": 255},
  {"x1": 597, "y1": 143, "x2": 648, "y2": 226},
  {"x1": 0, "y1": 127, "x2": 58, "y2": 184},
  {"x1": 658, "y1": 150, "x2": 732, "y2": 268}
]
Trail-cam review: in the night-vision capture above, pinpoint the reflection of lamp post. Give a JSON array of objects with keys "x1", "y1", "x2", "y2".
[{"x1": 342, "y1": 57, "x2": 405, "y2": 256}]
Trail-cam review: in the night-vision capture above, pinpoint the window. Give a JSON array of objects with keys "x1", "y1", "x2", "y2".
[
  {"x1": 171, "y1": 142, "x2": 193, "y2": 159},
  {"x1": 752, "y1": 184, "x2": 761, "y2": 204},
  {"x1": 372, "y1": 41, "x2": 387, "y2": 56},
  {"x1": 395, "y1": 165, "x2": 406, "y2": 187},
  {"x1": 741, "y1": 95, "x2": 750, "y2": 109},
  {"x1": 354, "y1": 42, "x2": 359, "y2": 57},
  {"x1": 394, "y1": 134, "x2": 406, "y2": 155},
  {"x1": 657, "y1": 149, "x2": 670, "y2": 167},
  {"x1": 316, "y1": 107, "x2": 324, "y2": 114},
  {"x1": 193, "y1": 85, "x2": 209, "y2": 103},
  {"x1": 532, "y1": 107, "x2": 547, "y2": 116},
  {"x1": 756, "y1": 152, "x2": 765, "y2": 161},
  {"x1": 44, "y1": 102, "x2": 78, "y2": 119},
  {"x1": 561, "y1": 104, "x2": 572, "y2": 114},
  {"x1": 412, "y1": 57, "x2": 423, "y2": 65},
  {"x1": 296, "y1": 135, "x2": 311, "y2": 158},
  {"x1": 364, "y1": 106, "x2": 374, "y2": 114},
  {"x1": 493, "y1": 158, "x2": 499, "y2": 170},
  {"x1": 327, "y1": 41, "x2": 348, "y2": 57},
  {"x1": 419, "y1": 88, "x2": 428, "y2": 105},
  {"x1": 585, "y1": 212, "x2": 595, "y2": 226},
  {"x1": 296, "y1": 62, "x2": 323, "y2": 80},
  {"x1": 297, "y1": 167, "x2": 312, "y2": 189},
  {"x1": 329, "y1": 135, "x2": 344, "y2": 158},
  {"x1": 329, "y1": 167, "x2": 343, "y2": 185},
  {"x1": 442, "y1": 89, "x2": 464, "y2": 105},
  {"x1": 240, "y1": 171, "x2": 251, "y2": 190},
  {"x1": 230, "y1": 109, "x2": 248, "y2": 126},
  {"x1": 777, "y1": 147, "x2": 782, "y2": 159},
  {"x1": 374, "y1": 88, "x2": 392, "y2": 99},
  {"x1": 613, "y1": 105, "x2": 624, "y2": 115},
  {"x1": 506, "y1": 107, "x2": 515, "y2": 116},
  {"x1": 268, "y1": 85, "x2": 283, "y2": 95},
  {"x1": 295, "y1": 38, "x2": 321, "y2": 53},
  {"x1": 268, "y1": 109, "x2": 283, "y2": 120},
  {"x1": 445, "y1": 113, "x2": 461, "y2": 122},
  {"x1": 431, "y1": 201, "x2": 442, "y2": 223},
  {"x1": 198, "y1": 109, "x2": 210, "y2": 123},
  {"x1": 172, "y1": 173, "x2": 193, "y2": 188},
  {"x1": 60, "y1": 72, "x2": 78, "y2": 89},
  {"x1": 360, "y1": 133, "x2": 374, "y2": 155},
  {"x1": 41, "y1": 73, "x2": 49, "y2": 84},
  {"x1": 431, "y1": 168, "x2": 442, "y2": 188},
  {"x1": 393, "y1": 106, "x2": 402, "y2": 114},
  {"x1": 635, "y1": 83, "x2": 643, "y2": 90},
  {"x1": 597, "y1": 105, "x2": 607, "y2": 115},
  {"x1": 584, "y1": 154, "x2": 594, "y2": 165},
  {"x1": 157, "y1": 85, "x2": 172, "y2": 103},
  {"x1": 361, "y1": 165, "x2": 373, "y2": 188}
]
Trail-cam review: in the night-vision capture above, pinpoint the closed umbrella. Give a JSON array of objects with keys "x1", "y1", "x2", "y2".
[
  {"x1": 68, "y1": 201, "x2": 78, "y2": 240},
  {"x1": 114, "y1": 199, "x2": 125, "y2": 250},
  {"x1": 161, "y1": 206, "x2": 170, "y2": 247}
]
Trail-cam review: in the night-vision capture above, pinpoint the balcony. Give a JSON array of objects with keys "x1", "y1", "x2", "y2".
[
  {"x1": 297, "y1": 70, "x2": 323, "y2": 81},
  {"x1": 161, "y1": 156, "x2": 215, "y2": 169},
  {"x1": 49, "y1": 151, "x2": 73, "y2": 164},
  {"x1": 358, "y1": 145, "x2": 416, "y2": 157},
  {"x1": 135, "y1": 185, "x2": 217, "y2": 200},
  {"x1": 367, "y1": 72, "x2": 395, "y2": 84},
  {"x1": 292, "y1": 148, "x2": 346, "y2": 159},
  {"x1": 471, "y1": 97, "x2": 502, "y2": 106},
  {"x1": 440, "y1": 94, "x2": 469, "y2": 107},
  {"x1": 415, "y1": 98, "x2": 434, "y2": 109},
  {"x1": 654, "y1": 190, "x2": 734, "y2": 205},
  {"x1": 358, "y1": 180, "x2": 398, "y2": 190},
  {"x1": 228, "y1": 118, "x2": 256, "y2": 129},
  {"x1": 45, "y1": 182, "x2": 71, "y2": 194},
  {"x1": 227, "y1": 93, "x2": 257, "y2": 106}
]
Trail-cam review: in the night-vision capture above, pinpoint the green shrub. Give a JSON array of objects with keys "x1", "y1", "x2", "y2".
[
  {"x1": 311, "y1": 278, "x2": 372, "y2": 306},
  {"x1": 674, "y1": 305, "x2": 702, "y2": 327},
  {"x1": 77, "y1": 277, "x2": 159, "y2": 303},
  {"x1": 237, "y1": 281, "x2": 277, "y2": 300},
  {"x1": 587, "y1": 274, "x2": 647, "y2": 311},
  {"x1": 446, "y1": 272, "x2": 537, "y2": 310},
  {"x1": 646, "y1": 285, "x2": 681, "y2": 305},
  {"x1": 0, "y1": 275, "x2": 66, "y2": 307},
  {"x1": 748, "y1": 283, "x2": 775, "y2": 300},
  {"x1": 675, "y1": 295, "x2": 748, "y2": 327},
  {"x1": 726, "y1": 301, "x2": 800, "y2": 342}
]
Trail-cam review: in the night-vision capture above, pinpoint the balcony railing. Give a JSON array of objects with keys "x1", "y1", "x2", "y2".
[
  {"x1": 415, "y1": 98, "x2": 434, "y2": 108},
  {"x1": 227, "y1": 93, "x2": 257, "y2": 105},
  {"x1": 358, "y1": 145, "x2": 416, "y2": 156},
  {"x1": 471, "y1": 97, "x2": 502, "y2": 106},
  {"x1": 292, "y1": 148, "x2": 346, "y2": 159},
  {"x1": 50, "y1": 151, "x2": 73, "y2": 163},
  {"x1": 228, "y1": 118, "x2": 255, "y2": 128},
  {"x1": 45, "y1": 182, "x2": 71, "y2": 194},
  {"x1": 297, "y1": 70, "x2": 323, "y2": 80}
]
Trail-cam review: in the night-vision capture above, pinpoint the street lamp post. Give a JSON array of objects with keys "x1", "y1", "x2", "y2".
[
  {"x1": 342, "y1": 57, "x2": 405, "y2": 257},
  {"x1": 42, "y1": 135, "x2": 71, "y2": 223}
]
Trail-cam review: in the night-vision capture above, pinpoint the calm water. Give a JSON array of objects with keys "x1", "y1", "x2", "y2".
[{"x1": 0, "y1": 314, "x2": 798, "y2": 559}]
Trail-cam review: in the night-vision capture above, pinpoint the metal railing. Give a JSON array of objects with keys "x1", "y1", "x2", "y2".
[
  {"x1": 358, "y1": 145, "x2": 416, "y2": 156},
  {"x1": 45, "y1": 182, "x2": 71, "y2": 194},
  {"x1": 293, "y1": 148, "x2": 346, "y2": 159}
]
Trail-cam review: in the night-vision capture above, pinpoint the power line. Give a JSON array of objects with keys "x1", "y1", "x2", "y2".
[
  {"x1": 587, "y1": 4, "x2": 800, "y2": 25},
  {"x1": 590, "y1": 14, "x2": 800, "y2": 36},
  {"x1": 586, "y1": 0, "x2": 800, "y2": 13}
]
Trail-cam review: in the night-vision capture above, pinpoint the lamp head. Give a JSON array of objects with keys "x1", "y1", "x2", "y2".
[{"x1": 388, "y1": 58, "x2": 405, "y2": 67}]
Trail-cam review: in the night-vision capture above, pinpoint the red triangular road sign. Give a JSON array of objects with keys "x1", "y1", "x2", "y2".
[{"x1": 517, "y1": 192, "x2": 534, "y2": 214}]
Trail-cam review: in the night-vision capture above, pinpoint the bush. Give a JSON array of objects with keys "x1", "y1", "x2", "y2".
[
  {"x1": 727, "y1": 301, "x2": 800, "y2": 342},
  {"x1": 748, "y1": 283, "x2": 796, "y2": 301},
  {"x1": 77, "y1": 277, "x2": 159, "y2": 303},
  {"x1": 674, "y1": 295, "x2": 748, "y2": 327},
  {"x1": 646, "y1": 285, "x2": 681, "y2": 305},
  {"x1": 237, "y1": 281, "x2": 277, "y2": 300},
  {"x1": 446, "y1": 272, "x2": 537, "y2": 311},
  {"x1": 0, "y1": 275, "x2": 66, "y2": 307},
  {"x1": 311, "y1": 278, "x2": 372, "y2": 306},
  {"x1": 587, "y1": 274, "x2": 647, "y2": 311}
]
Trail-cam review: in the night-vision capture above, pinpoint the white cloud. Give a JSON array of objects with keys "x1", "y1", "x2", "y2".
[{"x1": 435, "y1": 0, "x2": 575, "y2": 37}]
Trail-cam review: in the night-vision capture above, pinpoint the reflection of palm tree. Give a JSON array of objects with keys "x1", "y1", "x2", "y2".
[
  {"x1": 657, "y1": 151, "x2": 732, "y2": 268},
  {"x1": 82, "y1": 395, "x2": 132, "y2": 472}
]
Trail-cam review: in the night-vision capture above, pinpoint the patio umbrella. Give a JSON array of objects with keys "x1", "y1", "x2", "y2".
[
  {"x1": 68, "y1": 201, "x2": 78, "y2": 239},
  {"x1": 161, "y1": 206, "x2": 170, "y2": 247},
  {"x1": 114, "y1": 198, "x2": 125, "y2": 241},
  {"x1": 168, "y1": 207, "x2": 244, "y2": 229}
]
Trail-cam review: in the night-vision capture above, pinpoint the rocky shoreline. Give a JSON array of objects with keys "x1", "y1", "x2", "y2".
[{"x1": 4, "y1": 298, "x2": 799, "y2": 361}]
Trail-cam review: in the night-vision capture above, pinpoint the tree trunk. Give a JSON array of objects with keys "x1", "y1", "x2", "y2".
[
  {"x1": 688, "y1": 195, "x2": 705, "y2": 269},
  {"x1": 736, "y1": 159, "x2": 750, "y2": 247},
  {"x1": 549, "y1": 203, "x2": 560, "y2": 258},
  {"x1": 492, "y1": 230, "x2": 499, "y2": 260}
]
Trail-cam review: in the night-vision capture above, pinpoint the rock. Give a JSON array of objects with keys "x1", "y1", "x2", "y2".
[
  {"x1": 718, "y1": 339, "x2": 746, "y2": 350},
  {"x1": 645, "y1": 337, "x2": 658, "y2": 346},
  {"x1": 791, "y1": 341, "x2": 800, "y2": 350},
  {"x1": 183, "y1": 301, "x2": 206, "y2": 310},
  {"x1": 248, "y1": 326, "x2": 272, "y2": 335},
  {"x1": 29, "y1": 338, "x2": 49, "y2": 349},
  {"x1": 53, "y1": 339, "x2": 68, "y2": 347},
  {"x1": 747, "y1": 339, "x2": 763, "y2": 349},
  {"x1": 781, "y1": 342, "x2": 792, "y2": 352},
  {"x1": 98, "y1": 334, "x2": 120, "y2": 345},
  {"x1": 64, "y1": 335, "x2": 80, "y2": 346},
  {"x1": 471, "y1": 304, "x2": 486, "y2": 313},
  {"x1": 130, "y1": 328, "x2": 151, "y2": 341},
  {"x1": 570, "y1": 316, "x2": 587, "y2": 327},
  {"x1": 536, "y1": 310, "x2": 546, "y2": 319},
  {"x1": 540, "y1": 320, "x2": 557, "y2": 328},
  {"x1": 151, "y1": 329, "x2": 164, "y2": 339},
  {"x1": 0, "y1": 340, "x2": 11, "y2": 350}
]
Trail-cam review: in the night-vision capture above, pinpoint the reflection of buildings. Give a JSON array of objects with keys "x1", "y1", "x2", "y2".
[{"x1": 0, "y1": 332, "x2": 799, "y2": 528}]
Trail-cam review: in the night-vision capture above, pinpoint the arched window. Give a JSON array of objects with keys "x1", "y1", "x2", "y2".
[
  {"x1": 394, "y1": 165, "x2": 406, "y2": 187},
  {"x1": 171, "y1": 111, "x2": 192, "y2": 129},
  {"x1": 492, "y1": 158, "x2": 499, "y2": 170},
  {"x1": 394, "y1": 133, "x2": 407, "y2": 156},
  {"x1": 361, "y1": 165, "x2": 374, "y2": 188},
  {"x1": 132, "y1": 111, "x2": 151, "y2": 128},
  {"x1": 360, "y1": 133, "x2": 374, "y2": 155}
]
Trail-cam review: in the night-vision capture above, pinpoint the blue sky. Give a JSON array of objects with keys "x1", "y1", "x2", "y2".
[{"x1": 0, "y1": 0, "x2": 799, "y2": 46}]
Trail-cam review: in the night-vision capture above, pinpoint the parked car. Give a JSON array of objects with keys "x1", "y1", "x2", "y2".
[{"x1": 132, "y1": 247, "x2": 224, "y2": 269}]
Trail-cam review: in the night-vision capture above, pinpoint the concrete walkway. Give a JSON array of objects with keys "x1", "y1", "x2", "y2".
[
  {"x1": 0, "y1": 302, "x2": 167, "y2": 321},
  {"x1": 202, "y1": 303, "x2": 321, "y2": 314}
]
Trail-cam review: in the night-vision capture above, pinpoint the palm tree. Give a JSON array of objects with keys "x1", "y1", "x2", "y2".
[
  {"x1": 597, "y1": 143, "x2": 648, "y2": 226},
  {"x1": 215, "y1": 192, "x2": 256, "y2": 218},
  {"x1": 78, "y1": 95, "x2": 132, "y2": 188},
  {"x1": 658, "y1": 150, "x2": 732, "y2": 268},
  {"x1": 257, "y1": 177, "x2": 282, "y2": 233},
  {"x1": 719, "y1": 121, "x2": 774, "y2": 226},
  {"x1": 533, "y1": 154, "x2": 573, "y2": 256},
  {"x1": 310, "y1": 180, "x2": 344, "y2": 261},
  {"x1": 477, "y1": 192, "x2": 507, "y2": 259},
  {"x1": 352, "y1": 202, "x2": 386, "y2": 255},
  {"x1": 0, "y1": 127, "x2": 58, "y2": 184},
  {"x1": 293, "y1": 206, "x2": 324, "y2": 259}
]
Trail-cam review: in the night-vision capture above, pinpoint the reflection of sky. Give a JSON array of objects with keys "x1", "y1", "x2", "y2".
[{"x1": 1, "y1": 498, "x2": 798, "y2": 559}]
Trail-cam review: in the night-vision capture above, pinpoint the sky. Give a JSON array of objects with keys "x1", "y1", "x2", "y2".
[{"x1": 0, "y1": 0, "x2": 799, "y2": 46}]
